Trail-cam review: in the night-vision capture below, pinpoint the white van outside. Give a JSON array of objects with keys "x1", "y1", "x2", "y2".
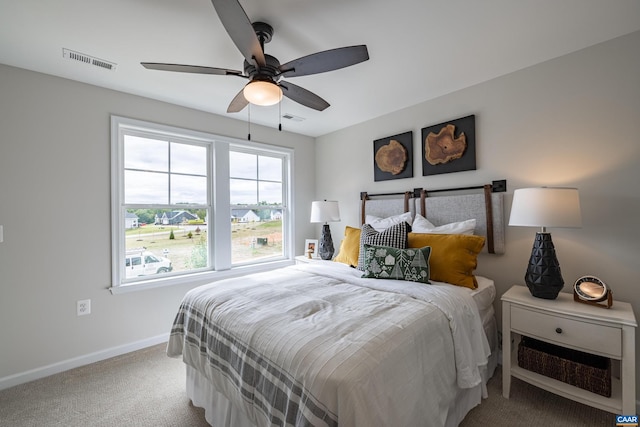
[{"x1": 125, "y1": 249, "x2": 173, "y2": 278}]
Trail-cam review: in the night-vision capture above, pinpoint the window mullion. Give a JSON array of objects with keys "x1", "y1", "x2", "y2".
[
  {"x1": 167, "y1": 142, "x2": 171, "y2": 205},
  {"x1": 213, "y1": 142, "x2": 232, "y2": 270}
]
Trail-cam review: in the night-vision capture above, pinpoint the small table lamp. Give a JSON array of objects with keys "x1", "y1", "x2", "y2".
[
  {"x1": 310, "y1": 200, "x2": 341, "y2": 260},
  {"x1": 509, "y1": 187, "x2": 582, "y2": 299}
]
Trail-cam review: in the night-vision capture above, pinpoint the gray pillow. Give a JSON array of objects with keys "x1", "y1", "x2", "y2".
[{"x1": 356, "y1": 221, "x2": 409, "y2": 270}]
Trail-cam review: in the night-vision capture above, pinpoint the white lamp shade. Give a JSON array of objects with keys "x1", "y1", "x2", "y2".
[
  {"x1": 310, "y1": 201, "x2": 341, "y2": 223},
  {"x1": 509, "y1": 187, "x2": 582, "y2": 228},
  {"x1": 243, "y1": 80, "x2": 283, "y2": 106}
]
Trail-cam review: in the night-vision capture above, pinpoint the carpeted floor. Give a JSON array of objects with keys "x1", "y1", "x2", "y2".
[
  {"x1": 460, "y1": 369, "x2": 614, "y2": 427},
  {"x1": 0, "y1": 343, "x2": 616, "y2": 426},
  {"x1": 0, "y1": 344, "x2": 209, "y2": 427}
]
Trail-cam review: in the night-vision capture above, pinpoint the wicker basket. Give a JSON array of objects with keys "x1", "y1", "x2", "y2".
[{"x1": 517, "y1": 337, "x2": 611, "y2": 397}]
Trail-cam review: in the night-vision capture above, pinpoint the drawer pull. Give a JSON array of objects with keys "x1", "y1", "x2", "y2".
[{"x1": 555, "y1": 328, "x2": 563, "y2": 334}]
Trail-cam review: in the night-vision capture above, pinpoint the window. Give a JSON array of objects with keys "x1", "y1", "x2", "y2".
[
  {"x1": 230, "y1": 149, "x2": 284, "y2": 264},
  {"x1": 111, "y1": 116, "x2": 292, "y2": 292}
]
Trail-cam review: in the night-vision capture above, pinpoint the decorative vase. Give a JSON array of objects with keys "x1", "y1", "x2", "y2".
[
  {"x1": 318, "y1": 224, "x2": 334, "y2": 260},
  {"x1": 525, "y1": 232, "x2": 564, "y2": 299}
]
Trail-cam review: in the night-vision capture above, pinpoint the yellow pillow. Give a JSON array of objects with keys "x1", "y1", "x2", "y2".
[
  {"x1": 407, "y1": 233, "x2": 485, "y2": 289},
  {"x1": 333, "y1": 226, "x2": 361, "y2": 267}
]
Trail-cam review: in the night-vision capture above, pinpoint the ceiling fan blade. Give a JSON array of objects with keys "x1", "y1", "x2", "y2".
[
  {"x1": 279, "y1": 81, "x2": 330, "y2": 111},
  {"x1": 279, "y1": 45, "x2": 369, "y2": 78},
  {"x1": 210, "y1": 0, "x2": 266, "y2": 68},
  {"x1": 141, "y1": 62, "x2": 244, "y2": 76},
  {"x1": 227, "y1": 88, "x2": 249, "y2": 113}
]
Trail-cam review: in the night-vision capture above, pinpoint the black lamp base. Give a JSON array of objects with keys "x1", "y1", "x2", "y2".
[
  {"x1": 318, "y1": 224, "x2": 334, "y2": 260},
  {"x1": 525, "y1": 232, "x2": 564, "y2": 299}
]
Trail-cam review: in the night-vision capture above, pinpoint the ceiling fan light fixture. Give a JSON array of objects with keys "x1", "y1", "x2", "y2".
[{"x1": 243, "y1": 80, "x2": 282, "y2": 106}]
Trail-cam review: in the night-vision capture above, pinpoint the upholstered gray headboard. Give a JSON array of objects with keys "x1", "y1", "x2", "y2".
[{"x1": 360, "y1": 181, "x2": 506, "y2": 254}]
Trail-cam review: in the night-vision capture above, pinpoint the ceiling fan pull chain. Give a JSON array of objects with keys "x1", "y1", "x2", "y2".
[
  {"x1": 278, "y1": 100, "x2": 282, "y2": 132},
  {"x1": 247, "y1": 104, "x2": 251, "y2": 141}
]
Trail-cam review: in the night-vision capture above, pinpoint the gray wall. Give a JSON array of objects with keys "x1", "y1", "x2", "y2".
[
  {"x1": 317, "y1": 31, "x2": 640, "y2": 395},
  {"x1": 0, "y1": 64, "x2": 316, "y2": 383}
]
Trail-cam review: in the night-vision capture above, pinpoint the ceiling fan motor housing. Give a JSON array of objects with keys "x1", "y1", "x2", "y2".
[{"x1": 244, "y1": 54, "x2": 281, "y2": 83}]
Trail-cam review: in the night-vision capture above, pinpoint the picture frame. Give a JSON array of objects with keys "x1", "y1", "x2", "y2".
[
  {"x1": 373, "y1": 131, "x2": 413, "y2": 181},
  {"x1": 304, "y1": 239, "x2": 319, "y2": 258},
  {"x1": 421, "y1": 115, "x2": 476, "y2": 176}
]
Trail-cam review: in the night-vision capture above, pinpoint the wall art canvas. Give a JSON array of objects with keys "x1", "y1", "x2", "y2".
[
  {"x1": 421, "y1": 115, "x2": 476, "y2": 176},
  {"x1": 373, "y1": 131, "x2": 413, "y2": 181}
]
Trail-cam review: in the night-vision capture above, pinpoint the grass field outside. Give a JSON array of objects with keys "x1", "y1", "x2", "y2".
[{"x1": 125, "y1": 220, "x2": 283, "y2": 274}]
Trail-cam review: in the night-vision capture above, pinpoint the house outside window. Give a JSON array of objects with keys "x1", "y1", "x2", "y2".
[
  {"x1": 111, "y1": 116, "x2": 292, "y2": 292},
  {"x1": 125, "y1": 212, "x2": 139, "y2": 229}
]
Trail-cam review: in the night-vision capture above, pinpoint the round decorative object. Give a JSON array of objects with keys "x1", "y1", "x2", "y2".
[
  {"x1": 573, "y1": 276, "x2": 608, "y2": 302},
  {"x1": 375, "y1": 139, "x2": 407, "y2": 175}
]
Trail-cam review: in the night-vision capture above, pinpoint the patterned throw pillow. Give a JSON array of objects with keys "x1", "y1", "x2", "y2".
[
  {"x1": 357, "y1": 222, "x2": 409, "y2": 271},
  {"x1": 361, "y1": 244, "x2": 431, "y2": 284}
]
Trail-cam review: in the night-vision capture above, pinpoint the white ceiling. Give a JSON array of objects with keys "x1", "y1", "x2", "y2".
[{"x1": 1, "y1": 0, "x2": 639, "y2": 137}]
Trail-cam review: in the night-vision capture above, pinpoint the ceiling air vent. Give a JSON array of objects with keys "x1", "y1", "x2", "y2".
[
  {"x1": 62, "y1": 48, "x2": 117, "y2": 72},
  {"x1": 282, "y1": 113, "x2": 305, "y2": 122}
]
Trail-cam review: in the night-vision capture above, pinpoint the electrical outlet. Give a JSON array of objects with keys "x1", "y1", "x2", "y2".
[{"x1": 77, "y1": 299, "x2": 91, "y2": 316}]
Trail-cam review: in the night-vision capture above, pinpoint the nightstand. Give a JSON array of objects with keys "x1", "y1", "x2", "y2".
[
  {"x1": 502, "y1": 285, "x2": 637, "y2": 414},
  {"x1": 295, "y1": 255, "x2": 323, "y2": 264}
]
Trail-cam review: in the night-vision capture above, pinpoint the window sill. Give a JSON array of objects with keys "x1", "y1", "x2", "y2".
[{"x1": 109, "y1": 259, "x2": 294, "y2": 294}]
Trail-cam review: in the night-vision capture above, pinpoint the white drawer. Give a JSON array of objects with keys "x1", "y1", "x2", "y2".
[{"x1": 511, "y1": 305, "x2": 622, "y2": 358}]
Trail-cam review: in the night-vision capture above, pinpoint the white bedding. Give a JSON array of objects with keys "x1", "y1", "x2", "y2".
[
  {"x1": 168, "y1": 261, "x2": 491, "y2": 427},
  {"x1": 468, "y1": 276, "x2": 497, "y2": 312}
]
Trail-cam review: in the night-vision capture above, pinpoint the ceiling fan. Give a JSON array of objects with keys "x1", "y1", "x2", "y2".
[{"x1": 141, "y1": 0, "x2": 369, "y2": 113}]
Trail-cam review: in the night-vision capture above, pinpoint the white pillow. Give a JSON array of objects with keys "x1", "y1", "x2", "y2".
[
  {"x1": 365, "y1": 211, "x2": 413, "y2": 232},
  {"x1": 412, "y1": 214, "x2": 476, "y2": 235}
]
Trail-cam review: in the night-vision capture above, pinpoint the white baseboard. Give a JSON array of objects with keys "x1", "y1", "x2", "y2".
[{"x1": 0, "y1": 333, "x2": 170, "y2": 391}]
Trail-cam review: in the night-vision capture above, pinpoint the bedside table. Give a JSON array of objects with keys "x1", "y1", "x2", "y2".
[
  {"x1": 502, "y1": 285, "x2": 637, "y2": 414},
  {"x1": 295, "y1": 255, "x2": 323, "y2": 264}
]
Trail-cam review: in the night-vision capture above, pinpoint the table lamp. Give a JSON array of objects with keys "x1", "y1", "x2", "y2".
[
  {"x1": 310, "y1": 200, "x2": 341, "y2": 260},
  {"x1": 509, "y1": 187, "x2": 582, "y2": 299}
]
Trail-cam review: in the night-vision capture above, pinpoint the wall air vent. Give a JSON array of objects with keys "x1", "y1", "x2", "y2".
[
  {"x1": 62, "y1": 48, "x2": 117, "y2": 72},
  {"x1": 282, "y1": 113, "x2": 305, "y2": 122}
]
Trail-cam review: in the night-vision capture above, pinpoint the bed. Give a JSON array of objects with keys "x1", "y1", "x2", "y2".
[{"x1": 168, "y1": 181, "x2": 506, "y2": 427}]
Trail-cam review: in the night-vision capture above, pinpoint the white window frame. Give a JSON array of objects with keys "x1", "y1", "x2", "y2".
[
  {"x1": 110, "y1": 116, "x2": 294, "y2": 294},
  {"x1": 228, "y1": 145, "x2": 289, "y2": 267}
]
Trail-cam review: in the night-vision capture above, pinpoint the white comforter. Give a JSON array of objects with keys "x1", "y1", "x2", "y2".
[{"x1": 168, "y1": 261, "x2": 491, "y2": 427}]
